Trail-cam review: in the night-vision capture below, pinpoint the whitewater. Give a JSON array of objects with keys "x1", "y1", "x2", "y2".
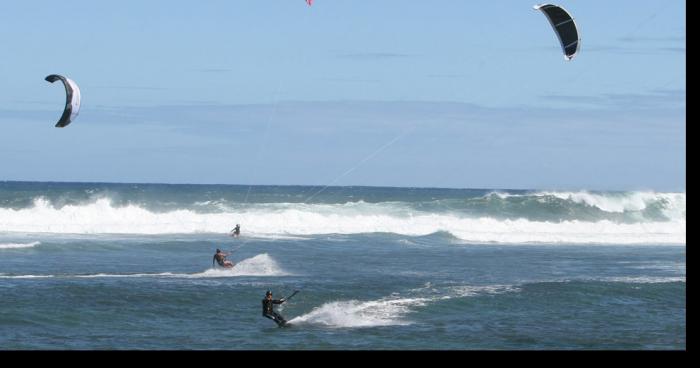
[{"x1": 0, "y1": 183, "x2": 685, "y2": 245}]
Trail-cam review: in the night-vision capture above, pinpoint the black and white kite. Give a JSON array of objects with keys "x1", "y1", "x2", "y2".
[
  {"x1": 45, "y1": 74, "x2": 81, "y2": 127},
  {"x1": 534, "y1": 4, "x2": 580, "y2": 61}
]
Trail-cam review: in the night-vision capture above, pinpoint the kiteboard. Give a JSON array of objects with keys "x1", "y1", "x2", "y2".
[{"x1": 275, "y1": 291, "x2": 300, "y2": 328}]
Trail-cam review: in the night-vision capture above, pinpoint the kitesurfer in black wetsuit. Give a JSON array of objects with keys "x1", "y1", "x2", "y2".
[
  {"x1": 262, "y1": 290, "x2": 287, "y2": 327},
  {"x1": 213, "y1": 248, "x2": 234, "y2": 268}
]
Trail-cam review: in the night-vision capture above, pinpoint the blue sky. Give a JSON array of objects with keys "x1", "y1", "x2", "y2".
[{"x1": 0, "y1": 1, "x2": 685, "y2": 191}]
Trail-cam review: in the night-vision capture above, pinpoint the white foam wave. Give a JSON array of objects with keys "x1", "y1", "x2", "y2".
[
  {"x1": 0, "y1": 196, "x2": 685, "y2": 244},
  {"x1": 0, "y1": 197, "x2": 236, "y2": 235},
  {"x1": 0, "y1": 241, "x2": 40, "y2": 249},
  {"x1": 493, "y1": 190, "x2": 686, "y2": 218},
  {"x1": 195, "y1": 253, "x2": 291, "y2": 277},
  {"x1": 546, "y1": 191, "x2": 683, "y2": 217},
  {"x1": 289, "y1": 284, "x2": 520, "y2": 328},
  {"x1": 448, "y1": 217, "x2": 685, "y2": 245}
]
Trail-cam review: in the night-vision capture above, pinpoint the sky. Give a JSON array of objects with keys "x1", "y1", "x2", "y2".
[{"x1": 0, "y1": 1, "x2": 686, "y2": 191}]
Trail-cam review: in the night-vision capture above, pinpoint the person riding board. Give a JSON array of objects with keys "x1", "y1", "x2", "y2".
[
  {"x1": 262, "y1": 290, "x2": 289, "y2": 327},
  {"x1": 213, "y1": 248, "x2": 234, "y2": 269},
  {"x1": 230, "y1": 224, "x2": 241, "y2": 237}
]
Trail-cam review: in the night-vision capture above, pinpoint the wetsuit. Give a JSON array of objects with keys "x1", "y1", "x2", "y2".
[
  {"x1": 213, "y1": 253, "x2": 226, "y2": 267},
  {"x1": 262, "y1": 298, "x2": 287, "y2": 326}
]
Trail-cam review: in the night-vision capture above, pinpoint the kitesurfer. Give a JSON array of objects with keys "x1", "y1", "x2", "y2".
[
  {"x1": 231, "y1": 224, "x2": 241, "y2": 237},
  {"x1": 262, "y1": 290, "x2": 288, "y2": 327},
  {"x1": 213, "y1": 248, "x2": 234, "y2": 268}
]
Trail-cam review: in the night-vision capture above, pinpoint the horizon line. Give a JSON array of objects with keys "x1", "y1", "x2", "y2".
[{"x1": 0, "y1": 179, "x2": 685, "y2": 194}]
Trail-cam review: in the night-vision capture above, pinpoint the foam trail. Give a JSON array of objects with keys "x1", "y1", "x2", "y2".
[
  {"x1": 439, "y1": 284, "x2": 522, "y2": 299},
  {"x1": 1, "y1": 273, "x2": 183, "y2": 279},
  {"x1": 74, "y1": 272, "x2": 179, "y2": 278},
  {"x1": 288, "y1": 298, "x2": 427, "y2": 328},
  {"x1": 289, "y1": 284, "x2": 520, "y2": 328},
  {"x1": 0, "y1": 241, "x2": 40, "y2": 249},
  {"x1": 0, "y1": 254, "x2": 289, "y2": 279},
  {"x1": 593, "y1": 276, "x2": 686, "y2": 284}
]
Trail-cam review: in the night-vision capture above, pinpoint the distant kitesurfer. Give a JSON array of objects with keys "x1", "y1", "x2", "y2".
[
  {"x1": 213, "y1": 248, "x2": 234, "y2": 268},
  {"x1": 262, "y1": 290, "x2": 288, "y2": 327},
  {"x1": 231, "y1": 224, "x2": 241, "y2": 237}
]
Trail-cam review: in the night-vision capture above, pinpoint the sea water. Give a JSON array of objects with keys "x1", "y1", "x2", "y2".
[{"x1": 0, "y1": 182, "x2": 685, "y2": 349}]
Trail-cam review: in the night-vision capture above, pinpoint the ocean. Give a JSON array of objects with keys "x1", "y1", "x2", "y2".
[{"x1": 0, "y1": 181, "x2": 686, "y2": 349}]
